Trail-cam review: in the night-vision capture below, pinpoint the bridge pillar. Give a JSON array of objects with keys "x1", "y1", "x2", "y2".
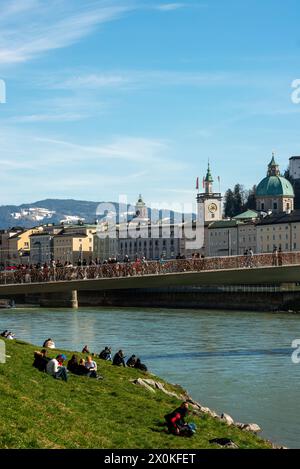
[
  {"x1": 35, "y1": 290, "x2": 79, "y2": 308},
  {"x1": 71, "y1": 290, "x2": 78, "y2": 309}
]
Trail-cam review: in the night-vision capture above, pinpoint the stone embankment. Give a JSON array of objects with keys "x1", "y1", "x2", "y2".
[{"x1": 131, "y1": 377, "x2": 287, "y2": 449}]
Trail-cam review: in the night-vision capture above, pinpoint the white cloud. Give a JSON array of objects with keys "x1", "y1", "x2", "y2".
[
  {"x1": 0, "y1": 0, "x2": 39, "y2": 19},
  {"x1": 8, "y1": 113, "x2": 87, "y2": 123},
  {"x1": 155, "y1": 3, "x2": 186, "y2": 11},
  {"x1": 54, "y1": 70, "x2": 243, "y2": 91},
  {"x1": 58, "y1": 73, "x2": 132, "y2": 90},
  {"x1": 35, "y1": 135, "x2": 169, "y2": 163},
  {"x1": 0, "y1": 2, "x2": 133, "y2": 64}
]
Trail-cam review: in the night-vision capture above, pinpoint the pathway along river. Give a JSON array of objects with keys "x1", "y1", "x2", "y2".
[{"x1": 0, "y1": 307, "x2": 299, "y2": 448}]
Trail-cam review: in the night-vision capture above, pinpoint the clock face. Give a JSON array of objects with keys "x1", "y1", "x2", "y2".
[{"x1": 208, "y1": 202, "x2": 218, "y2": 213}]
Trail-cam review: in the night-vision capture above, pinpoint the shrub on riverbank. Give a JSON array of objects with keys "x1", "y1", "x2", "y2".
[{"x1": 0, "y1": 339, "x2": 271, "y2": 449}]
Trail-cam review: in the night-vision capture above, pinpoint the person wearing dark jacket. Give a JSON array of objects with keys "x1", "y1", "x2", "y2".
[
  {"x1": 99, "y1": 347, "x2": 112, "y2": 361},
  {"x1": 126, "y1": 354, "x2": 137, "y2": 367},
  {"x1": 134, "y1": 358, "x2": 147, "y2": 371},
  {"x1": 113, "y1": 350, "x2": 126, "y2": 367},
  {"x1": 32, "y1": 349, "x2": 50, "y2": 372},
  {"x1": 76, "y1": 358, "x2": 90, "y2": 376},
  {"x1": 67, "y1": 354, "x2": 79, "y2": 374},
  {"x1": 164, "y1": 402, "x2": 189, "y2": 435}
]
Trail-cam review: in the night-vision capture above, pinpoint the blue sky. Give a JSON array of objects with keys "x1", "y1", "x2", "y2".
[{"x1": 0, "y1": 0, "x2": 300, "y2": 206}]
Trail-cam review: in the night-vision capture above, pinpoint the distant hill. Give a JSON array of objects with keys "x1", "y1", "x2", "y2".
[
  {"x1": 0, "y1": 199, "x2": 112, "y2": 229},
  {"x1": 0, "y1": 198, "x2": 190, "y2": 230}
]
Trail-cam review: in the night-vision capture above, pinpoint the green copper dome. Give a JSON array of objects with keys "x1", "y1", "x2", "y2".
[{"x1": 256, "y1": 175, "x2": 294, "y2": 197}]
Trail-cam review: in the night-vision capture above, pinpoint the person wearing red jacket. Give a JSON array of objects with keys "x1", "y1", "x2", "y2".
[{"x1": 164, "y1": 402, "x2": 189, "y2": 435}]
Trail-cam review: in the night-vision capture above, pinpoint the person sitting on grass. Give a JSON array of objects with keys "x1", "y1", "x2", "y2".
[
  {"x1": 134, "y1": 358, "x2": 147, "y2": 372},
  {"x1": 82, "y1": 345, "x2": 90, "y2": 354},
  {"x1": 164, "y1": 402, "x2": 196, "y2": 437},
  {"x1": 33, "y1": 349, "x2": 50, "y2": 372},
  {"x1": 6, "y1": 331, "x2": 15, "y2": 340},
  {"x1": 113, "y1": 350, "x2": 126, "y2": 367},
  {"x1": 46, "y1": 354, "x2": 68, "y2": 382},
  {"x1": 126, "y1": 354, "x2": 137, "y2": 368},
  {"x1": 43, "y1": 338, "x2": 56, "y2": 349},
  {"x1": 67, "y1": 354, "x2": 79, "y2": 374},
  {"x1": 99, "y1": 346, "x2": 112, "y2": 361},
  {"x1": 76, "y1": 358, "x2": 91, "y2": 376},
  {"x1": 85, "y1": 355, "x2": 98, "y2": 378}
]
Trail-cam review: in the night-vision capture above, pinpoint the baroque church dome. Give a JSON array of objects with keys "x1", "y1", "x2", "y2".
[{"x1": 256, "y1": 155, "x2": 294, "y2": 198}]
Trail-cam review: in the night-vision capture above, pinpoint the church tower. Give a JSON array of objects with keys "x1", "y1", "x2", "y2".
[
  {"x1": 197, "y1": 163, "x2": 222, "y2": 222},
  {"x1": 135, "y1": 194, "x2": 148, "y2": 219}
]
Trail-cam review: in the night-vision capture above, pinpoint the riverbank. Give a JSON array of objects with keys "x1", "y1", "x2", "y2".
[{"x1": 0, "y1": 339, "x2": 273, "y2": 449}]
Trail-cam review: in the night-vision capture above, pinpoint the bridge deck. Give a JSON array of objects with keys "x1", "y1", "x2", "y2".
[{"x1": 0, "y1": 264, "x2": 299, "y2": 295}]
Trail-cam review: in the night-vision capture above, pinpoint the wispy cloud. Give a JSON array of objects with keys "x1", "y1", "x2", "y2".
[
  {"x1": 0, "y1": 0, "x2": 39, "y2": 19},
  {"x1": 155, "y1": 3, "x2": 186, "y2": 11},
  {"x1": 0, "y1": 126, "x2": 187, "y2": 203},
  {"x1": 0, "y1": 1, "x2": 133, "y2": 64},
  {"x1": 35, "y1": 135, "x2": 169, "y2": 163},
  {"x1": 53, "y1": 70, "x2": 245, "y2": 91},
  {"x1": 8, "y1": 113, "x2": 87, "y2": 123}
]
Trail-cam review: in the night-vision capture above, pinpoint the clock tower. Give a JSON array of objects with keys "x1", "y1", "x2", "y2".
[{"x1": 197, "y1": 163, "x2": 222, "y2": 222}]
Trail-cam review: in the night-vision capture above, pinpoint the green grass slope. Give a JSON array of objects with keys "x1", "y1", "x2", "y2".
[{"x1": 0, "y1": 339, "x2": 271, "y2": 449}]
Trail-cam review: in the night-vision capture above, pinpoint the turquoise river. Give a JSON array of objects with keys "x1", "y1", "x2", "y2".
[{"x1": 0, "y1": 307, "x2": 299, "y2": 448}]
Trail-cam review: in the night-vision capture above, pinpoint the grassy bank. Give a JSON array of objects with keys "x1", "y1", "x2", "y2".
[{"x1": 0, "y1": 339, "x2": 271, "y2": 449}]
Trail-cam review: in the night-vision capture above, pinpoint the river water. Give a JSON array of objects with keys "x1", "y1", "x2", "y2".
[{"x1": 0, "y1": 307, "x2": 299, "y2": 448}]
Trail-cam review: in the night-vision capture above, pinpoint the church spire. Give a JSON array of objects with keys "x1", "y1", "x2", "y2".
[
  {"x1": 204, "y1": 161, "x2": 213, "y2": 194},
  {"x1": 205, "y1": 161, "x2": 213, "y2": 183},
  {"x1": 267, "y1": 152, "x2": 280, "y2": 176}
]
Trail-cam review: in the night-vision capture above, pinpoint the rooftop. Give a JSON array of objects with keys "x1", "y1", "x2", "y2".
[
  {"x1": 208, "y1": 219, "x2": 244, "y2": 229},
  {"x1": 233, "y1": 209, "x2": 259, "y2": 220},
  {"x1": 257, "y1": 209, "x2": 300, "y2": 226}
]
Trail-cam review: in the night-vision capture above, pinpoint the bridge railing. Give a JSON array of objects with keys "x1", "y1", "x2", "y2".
[{"x1": 0, "y1": 251, "x2": 299, "y2": 285}]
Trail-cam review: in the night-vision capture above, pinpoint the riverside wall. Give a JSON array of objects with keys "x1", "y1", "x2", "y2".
[
  {"x1": 77, "y1": 287, "x2": 300, "y2": 312},
  {"x1": 2, "y1": 287, "x2": 300, "y2": 311}
]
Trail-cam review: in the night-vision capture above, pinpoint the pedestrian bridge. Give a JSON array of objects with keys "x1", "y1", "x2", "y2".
[{"x1": 0, "y1": 263, "x2": 299, "y2": 297}]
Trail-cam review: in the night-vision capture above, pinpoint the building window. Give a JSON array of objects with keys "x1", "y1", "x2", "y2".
[
  {"x1": 294, "y1": 243, "x2": 297, "y2": 249},
  {"x1": 261, "y1": 203, "x2": 265, "y2": 210},
  {"x1": 286, "y1": 243, "x2": 289, "y2": 250},
  {"x1": 273, "y1": 202, "x2": 278, "y2": 210}
]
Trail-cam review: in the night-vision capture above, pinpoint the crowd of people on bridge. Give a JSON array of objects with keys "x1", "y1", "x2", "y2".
[{"x1": 0, "y1": 249, "x2": 293, "y2": 286}]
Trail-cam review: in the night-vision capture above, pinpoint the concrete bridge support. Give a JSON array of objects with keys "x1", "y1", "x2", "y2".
[{"x1": 25, "y1": 290, "x2": 78, "y2": 308}]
